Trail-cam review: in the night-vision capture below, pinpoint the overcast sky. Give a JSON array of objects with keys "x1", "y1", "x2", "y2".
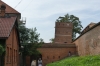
[{"x1": 2, "y1": 0, "x2": 100, "y2": 42}]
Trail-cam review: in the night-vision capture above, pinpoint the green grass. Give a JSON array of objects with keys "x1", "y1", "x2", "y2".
[{"x1": 46, "y1": 55, "x2": 100, "y2": 66}]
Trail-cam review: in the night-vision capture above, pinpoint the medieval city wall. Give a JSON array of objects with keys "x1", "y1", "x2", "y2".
[
  {"x1": 38, "y1": 47, "x2": 76, "y2": 66},
  {"x1": 74, "y1": 25, "x2": 100, "y2": 56}
]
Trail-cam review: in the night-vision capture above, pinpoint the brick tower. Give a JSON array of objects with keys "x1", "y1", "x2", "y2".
[
  {"x1": 54, "y1": 22, "x2": 73, "y2": 44},
  {"x1": 37, "y1": 22, "x2": 76, "y2": 66}
]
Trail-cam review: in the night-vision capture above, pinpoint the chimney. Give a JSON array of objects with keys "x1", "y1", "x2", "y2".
[{"x1": 0, "y1": 4, "x2": 6, "y2": 17}]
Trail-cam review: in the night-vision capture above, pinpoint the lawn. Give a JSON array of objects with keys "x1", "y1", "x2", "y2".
[{"x1": 46, "y1": 55, "x2": 100, "y2": 66}]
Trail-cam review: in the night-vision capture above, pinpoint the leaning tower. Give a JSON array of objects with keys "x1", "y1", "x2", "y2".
[{"x1": 54, "y1": 22, "x2": 73, "y2": 44}]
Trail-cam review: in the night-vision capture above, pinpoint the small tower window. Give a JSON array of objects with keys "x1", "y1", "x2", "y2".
[
  {"x1": 47, "y1": 56, "x2": 49, "y2": 59},
  {"x1": 53, "y1": 56, "x2": 55, "y2": 59},
  {"x1": 58, "y1": 56, "x2": 60, "y2": 59},
  {"x1": 64, "y1": 42, "x2": 67, "y2": 43}
]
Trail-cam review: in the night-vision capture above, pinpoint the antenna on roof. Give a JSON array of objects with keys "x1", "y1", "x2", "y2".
[{"x1": 20, "y1": 17, "x2": 26, "y2": 24}]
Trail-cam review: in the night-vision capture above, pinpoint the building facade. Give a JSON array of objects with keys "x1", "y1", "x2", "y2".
[
  {"x1": 0, "y1": 1, "x2": 21, "y2": 66},
  {"x1": 0, "y1": 16, "x2": 20, "y2": 66}
]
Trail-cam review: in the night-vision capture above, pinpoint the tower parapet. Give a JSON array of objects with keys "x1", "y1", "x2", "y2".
[{"x1": 54, "y1": 22, "x2": 73, "y2": 44}]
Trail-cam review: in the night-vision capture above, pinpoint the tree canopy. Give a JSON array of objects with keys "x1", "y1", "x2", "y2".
[
  {"x1": 18, "y1": 22, "x2": 30, "y2": 44},
  {"x1": 26, "y1": 28, "x2": 44, "y2": 55},
  {"x1": 0, "y1": 45, "x2": 4, "y2": 56},
  {"x1": 56, "y1": 14, "x2": 83, "y2": 40},
  {"x1": 18, "y1": 21, "x2": 44, "y2": 56},
  {"x1": 49, "y1": 38, "x2": 54, "y2": 43}
]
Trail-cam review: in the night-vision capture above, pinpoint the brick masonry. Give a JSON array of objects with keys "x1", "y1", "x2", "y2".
[
  {"x1": 38, "y1": 47, "x2": 76, "y2": 66},
  {"x1": 38, "y1": 22, "x2": 100, "y2": 66},
  {"x1": 54, "y1": 22, "x2": 73, "y2": 43},
  {"x1": 5, "y1": 26, "x2": 19, "y2": 66},
  {"x1": 74, "y1": 23, "x2": 100, "y2": 56},
  {"x1": 37, "y1": 22, "x2": 76, "y2": 66}
]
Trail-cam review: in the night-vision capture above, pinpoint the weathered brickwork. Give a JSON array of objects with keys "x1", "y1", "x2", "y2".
[
  {"x1": 37, "y1": 22, "x2": 76, "y2": 66},
  {"x1": 38, "y1": 47, "x2": 76, "y2": 66},
  {"x1": 74, "y1": 24, "x2": 100, "y2": 56},
  {"x1": 54, "y1": 22, "x2": 73, "y2": 43},
  {"x1": 5, "y1": 26, "x2": 19, "y2": 66}
]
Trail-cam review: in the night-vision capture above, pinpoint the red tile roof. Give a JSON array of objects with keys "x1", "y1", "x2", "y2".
[
  {"x1": 0, "y1": 17, "x2": 17, "y2": 38},
  {"x1": 0, "y1": 0, "x2": 20, "y2": 14}
]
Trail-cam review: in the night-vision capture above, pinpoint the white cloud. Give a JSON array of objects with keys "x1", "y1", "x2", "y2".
[{"x1": 2, "y1": 0, "x2": 100, "y2": 42}]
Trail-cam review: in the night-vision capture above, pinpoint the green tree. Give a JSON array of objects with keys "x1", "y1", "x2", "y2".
[
  {"x1": 18, "y1": 22, "x2": 44, "y2": 55},
  {"x1": 18, "y1": 22, "x2": 30, "y2": 44},
  {"x1": 0, "y1": 44, "x2": 5, "y2": 66},
  {"x1": 18, "y1": 21, "x2": 31, "y2": 66},
  {"x1": 49, "y1": 38, "x2": 54, "y2": 43},
  {"x1": 27, "y1": 28, "x2": 44, "y2": 56},
  {"x1": 56, "y1": 14, "x2": 83, "y2": 40},
  {"x1": 0, "y1": 45, "x2": 4, "y2": 56},
  {"x1": 18, "y1": 22, "x2": 44, "y2": 66}
]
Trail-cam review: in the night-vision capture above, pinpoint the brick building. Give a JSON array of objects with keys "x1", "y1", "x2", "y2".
[
  {"x1": 0, "y1": 1, "x2": 21, "y2": 66},
  {"x1": 38, "y1": 22, "x2": 76, "y2": 66},
  {"x1": 0, "y1": 0, "x2": 21, "y2": 20},
  {"x1": 0, "y1": 16, "x2": 20, "y2": 66}
]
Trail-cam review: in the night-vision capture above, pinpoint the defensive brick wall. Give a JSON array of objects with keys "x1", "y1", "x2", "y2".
[
  {"x1": 74, "y1": 22, "x2": 100, "y2": 56},
  {"x1": 37, "y1": 44, "x2": 76, "y2": 66}
]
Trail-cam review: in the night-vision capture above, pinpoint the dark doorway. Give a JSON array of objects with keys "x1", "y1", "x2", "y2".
[{"x1": 30, "y1": 54, "x2": 42, "y2": 66}]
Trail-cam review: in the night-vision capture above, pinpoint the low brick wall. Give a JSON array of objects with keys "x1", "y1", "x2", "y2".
[{"x1": 38, "y1": 46, "x2": 76, "y2": 66}]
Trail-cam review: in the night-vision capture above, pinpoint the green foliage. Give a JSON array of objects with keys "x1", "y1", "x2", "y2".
[
  {"x1": 56, "y1": 14, "x2": 83, "y2": 40},
  {"x1": 27, "y1": 28, "x2": 44, "y2": 55},
  {"x1": 49, "y1": 38, "x2": 54, "y2": 43},
  {"x1": 18, "y1": 21, "x2": 44, "y2": 66},
  {"x1": 0, "y1": 41, "x2": 5, "y2": 66},
  {"x1": 0, "y1": 45, "x2": 4, "y2": 56},
  {"x1": 29, "y1": 28, "x2": 40, "y2": 43},
  {"x1": 46, "y1": 55, "x2": 100, "y2": 66},
  {"x1": 18, "y1": 22, "x2": 30, "y2": 43},
  {"x1": 18, "y1": 21, "x2": 44, "y2": 56}
]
